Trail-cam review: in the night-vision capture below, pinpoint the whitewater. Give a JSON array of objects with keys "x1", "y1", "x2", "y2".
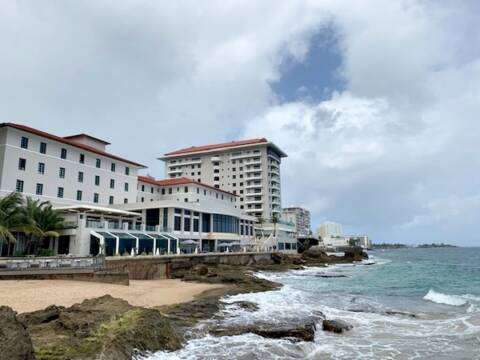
[{"x1": 146, "y1": 248, "x2": 480, "y2": 360}]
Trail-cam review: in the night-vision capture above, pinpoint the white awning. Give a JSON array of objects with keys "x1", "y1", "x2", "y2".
[{"x1": 54, "y1": 204, "x2": 141, "y2": 218}]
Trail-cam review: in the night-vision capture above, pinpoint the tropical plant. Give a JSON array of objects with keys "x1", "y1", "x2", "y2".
[
  {"x1": 270, "y1": 214, "x2": 279, "y2": 237},
  {"x1": 0, "y1": 192, "x2": 24, "y2": 245},
  {"x1": 256, "y1": 216, "x2": 265, "y2": 239}
]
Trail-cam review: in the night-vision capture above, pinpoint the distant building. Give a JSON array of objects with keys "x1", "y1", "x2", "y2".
[
  {"x1": 281, "y1": 207, "x2": 311, "y2": 237},
  {"x1": 317, "y1": 221, "x2": 343, "y2": 239},
  {"x1": 159, "y1": 138, "x2": 287, "y2": 220}
]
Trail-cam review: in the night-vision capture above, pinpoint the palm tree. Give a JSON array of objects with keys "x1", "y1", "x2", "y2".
[
  {"x1": 19, "y1": 197, "x2": 69, "y2": 254},
  {"x1": 256, "y1": 216, "x2": 265, "y2": 239},
  {"x1": 0, "y1": 192, "x2": 24, "y2": 247}
]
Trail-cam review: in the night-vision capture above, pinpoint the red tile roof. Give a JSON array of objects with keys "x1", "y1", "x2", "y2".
[
  {"x1": 63, "y1": 133, "x2": 111, "y2": 145},
  {"x1": 0, "y1": 123, "x2": 146, "y2": 168},
  {"x1": 138, "y1": 176, "x2": 237, "y2": 196},
  {"x1": 164, "y1": 138, "x2": 268, "y2": 156}
]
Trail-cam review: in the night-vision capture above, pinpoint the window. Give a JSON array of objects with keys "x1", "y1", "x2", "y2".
[
  {"x1": 124, "y1": 198, "x2": 128, "y2": 204},
  {"x1": 93, "y1": 193, "x2": 99, "y2": 203},
  {"x1": 36, "y1": 183, "x2": 43, "y2": 195},
  {"x1": 60, "y1": 148, "x2": 67, "y2": 159},
  {"x1": 109, "y1": 196, "x2": 114, "y2": 205},
  {"x1": 40, "y1": 142, "x2": 47, "y2": 154},
  {"x1": 163, "y1": 209, "x2": 168, "y2": 228},
  {"x1": 78, "y1": 171, "x2": 84, "y2": 182},
  {"x1": 125, "y1": 167, "x2": 130, "y2": 175},
  {"x1": 110, "y1": 179, "x2": 115, "y2": 189},
  {"x1": 151, "y1": 187, "x2": 154, "y2": 194},
  {"x1": 202, "y1": 213, "x2": 211, "y2": 232},
  {"x1": 196, "y1": 187, "x2": 200, "y2": 194},
  {"x1": 76, "y1": 190, "x2": 82, "y2": 201},
  {"x1": 161, "y1": 188, "x2": 165, "y2": 195},
  {"x1": 18, "y1": 158, "x2": 26, "y2": 170},
  {"x1": 141, "y1": 197, "x2": 144, "y2": 202},
  {"x1": 184, "y1": 217, "x2": 191, "y2": 232},
  {"x1": 20, "y1": 137, "x2": 29, "y2": 149},
  {"x1": 168, "y1": 188, "x2": 172, "y2": 194},
  {"x1": 59, "y1": 167, "x2": 65, "y2": 178},
  {"x1": 96, "y1": 158, "x2": 101, "y2": 168},
  {"x1": 184, "y1": 186, "x2": 188, "y2": 193},
  {"x1": 174, "y1": 216, "x2": 181, "y2": 231},
  {"x1": 214, "y1": 176, "x2": 220, "y2": 181},
  {"x1": 184, "y1": 198, "x2": 188, "y2": 202},
  {"x1": 95, "y1": 175, "x2": 100, "y2": 186},
  {"x1": 15, "y1": 180, "x2": 24, "y2": 192},
  {"x1": 141, "y1": 185, "x2": 145, "y2": 192},
  {"x1": 111, "y1": 163, "x2": 116, "y2": 172},
  {"x1": 214, "y1": 169, "x2": 220, "y2": 174},
  {"x1": 193, "y1": 218, "x2": 199, "y2": 232},
  {"x1": 124, "y1": 182, "x2": 129, "y2": 191},
  {"x1": 57, "y1": 187, "x2": 64, "y2": 198},
  {"x1": 38, "y1": 162, "x2": 45, "y2": 174}
]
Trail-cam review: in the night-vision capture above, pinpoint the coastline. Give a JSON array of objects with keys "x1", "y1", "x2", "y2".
[{"x1": 1, "y1": 248, "x2": 367, "y2": 360}]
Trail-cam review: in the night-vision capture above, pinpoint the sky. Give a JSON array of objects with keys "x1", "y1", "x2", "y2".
[{"x1": 1, "y1": 0, "x2": 480, "y2": 246}]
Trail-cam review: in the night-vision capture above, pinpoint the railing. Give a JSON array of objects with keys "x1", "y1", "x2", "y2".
[
  {"x1": 107, "y1": 222, "x2": 121, "y2": 230},
  {"x1": 0, "y1": 256, "x2": 105, "y2": 271},
  {"x1": 86, "y1": 220, "x2": 104, "y2": 229},
  {"x1": 145, "y1": 225, "x2": 156, "y2": 232},
  {"x1": 128, "y1": 223, "x2": 142, "y2": 231}
]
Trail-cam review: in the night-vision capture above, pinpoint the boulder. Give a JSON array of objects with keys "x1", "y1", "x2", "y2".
[
  {"x1": 271, "y1": 252, "x2": 284, "y2": 264},
  {"x1": 0, "y1": 306, "x2": 36, "y2": 360},
  {"x1": 301, "y1": 246, "x2": 330, "y2": 261},
  {"x1": 344, "y1": 248, "x2": 369, "y2": 261},
  {"x1": 229, "y1": 301, "x2": 259, "y2": 312},
  {"x1": 322, "y1": 319, "x2": 353, "y2": 333},
  {"x1": 211, "y1": 321, "x2": 317, "y2": 342},
  {"x1": 192, "y1": 264, "x2": 209, "y2": 276}
]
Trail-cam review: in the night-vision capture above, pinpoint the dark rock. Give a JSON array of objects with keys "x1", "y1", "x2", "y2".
[
  {"x1": 385, "y1": 310, "x2": 416, "y2": 318},
  {"x1": 18, "y1": 304, "x2": 64, "y2": 325},
  {"x1": 211, "y1": 321, "x2": 317, "y2": 342},
  {"x1": 344, "y1": 248, "x2": 369, "y2": 261},
  {"x1": 315, "y1": 274, "x2": 347, "y2": 278},
  {"x1": 0, "y1": 306, "x2": 36, "y2": 360},
  {"x1": 229, "y1": 301, "x2": 259, "y2": 312},
  {"x1": 322, "y1": 319, "x2": 353, "y2": 333},
  {"x1": 192, "y1": 264, "x2": 209, "y2": 276},
  {"x1": 271, "y1": 252, "x2": 284, "y2": 264},
  {"x1": 301, "y1": 246, "x2": 330, "y2": 261}
]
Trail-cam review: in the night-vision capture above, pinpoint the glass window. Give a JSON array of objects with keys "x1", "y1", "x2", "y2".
[
  {"x1": 168, "y1": 188, "x2": 172, "y2": 194},
  {"x1": 124, "y1": 198, "x2": 128, "y2": 204},
  {"x1": 15, "y1": 179, "x2": 24, "y2": 192},
  {"x1": 60, "y1": 148, "x2": 67, "y2": 159},
  {"x1": 18, "y1": 158, "x2": 26, "y2": 170},
  {"x1": 110, "y1": 179, "x2": 115, "y2": 189},
  {"x1": 39, "y1": 142, "x2": 47, "y2": 154},
  {"x1": 59, "y1": 167, "x2": 65, "y2": 178},
  {"x1": 174, "y1": 208, "x2": 182, "y2": 214},
  {"x1": 79, "y1": 153, "x2": 85, "y2": 164},
  {"x1": 109, "y1": 196, "x2": 114, "y2": 205},
  {"x1": 20, "y1": 137, "x2": 29, "y2": 149},
  {"x1": 184, "y1": 186, "x2": 188, "y2": 193},
  {"x1": 125, "y1": 167, "x2": 130, "y2": 175},
  {"x1": 76, "y1": 190, "x2": 82, "y2": 201},
  {"x1": 78, "y1": 171, "x2": 84, "y2": 183},
  {"x1": 124, "y1": 182, "x2": 129, "y2": 191},
  {"x1": 96, "y1": 158, "x2": 101, "y2": 168},
  {"x1": 193, "y1": 218, "x2": 199, "y2": 232},
  {"x1": 151, "y1": 187, "x2": 154, "y2": 194},
  {"x1": 36, "y1": 183, "x2": 43, "y2": 195},
  {"x1": 38, "y1": 162, "x2": 45, "y2": 174},
  {"x1": 184, "y1": 217, "x2": 191, "y2": 232},
  {"x1": 111, "y1": 163, "x2": 116, "y2": 172},
  {"x1": 95, "y1": 175, "x2": 100, "y2": 186},
  {"x1": 161, "y1": 188, "x2": 165, "y2": 195},
  {"x1": 57, "y1": 187, "x2": 64, "y2": 198},
  {"x1": 174, "y1": 216, "x2": 181, "y2": 231},
  {"x1": 163, "y1": 209, "x2": 168, "y2": 228},
  {"x1": 93, "y1": 193, "x2": 99, "y2": 203},
  {"x1": 141, "y1": 197, "x2": 145, "y2": 202}
]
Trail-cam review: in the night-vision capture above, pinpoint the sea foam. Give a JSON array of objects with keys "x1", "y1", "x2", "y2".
[{"x1": 423, "y1": 289, "x2": 468, "y2": 306}]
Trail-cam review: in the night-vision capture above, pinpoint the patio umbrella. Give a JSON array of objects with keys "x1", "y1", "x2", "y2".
[
  {"x1": 156, "y1": 248, "x2": 160, "y2": 256},
  {"x1": 130, "y1": 248, "x2": 135, "y2": 257}
]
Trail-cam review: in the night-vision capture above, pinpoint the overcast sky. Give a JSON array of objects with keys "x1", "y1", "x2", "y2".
[{"x1": 1, "y1": 0, "x2": 479, "y2": 246}]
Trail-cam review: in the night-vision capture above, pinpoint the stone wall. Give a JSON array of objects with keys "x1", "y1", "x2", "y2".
[
  {"x1": 0, "y1": 270, "x2": 129, "y2": 285},
  {"x1": 105, "y1": 252, "x2": 273, "y2": 280}
]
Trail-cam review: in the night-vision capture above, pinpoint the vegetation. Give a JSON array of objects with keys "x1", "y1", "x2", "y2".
[
  {"x1": 372, "y1": 242, "x2": 409, "y2": 249},
  {"x1": 417, "y1": 243, "x2": 457, "y2": 248},
  {"x1": 270, "y1": 214, "x2": 279, "y2": 237},
  {"x1": 0, "y1": 192, "x2": 71, "y2": 256}
]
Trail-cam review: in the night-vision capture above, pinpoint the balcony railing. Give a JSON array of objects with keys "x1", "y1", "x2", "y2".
[{"x1": 86, "y1": 220, "x2": 104, "y2": 229}]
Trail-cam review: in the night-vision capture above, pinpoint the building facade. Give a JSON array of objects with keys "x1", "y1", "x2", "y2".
[
  {"x1": 0, "y1": 123, "x2": 146, "y2": 206},
  {"x1": 281, "y1": 207, "x2": 311, "y2": 237},
  {"x1": 159, "y1": 138, "x2": 287, "y2": 220},
  {"x1": 316, "y1": 221, "x2": 344, "y2": 239}
]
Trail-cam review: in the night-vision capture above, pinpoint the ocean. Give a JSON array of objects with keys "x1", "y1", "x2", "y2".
[{"x1": 146, "y1": 248, "x2": 480, "y2": 359}]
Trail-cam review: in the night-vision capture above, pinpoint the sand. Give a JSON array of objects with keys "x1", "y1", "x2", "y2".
[{"x1": 0, "y1": 279, "x2": 224, "y2": 313}]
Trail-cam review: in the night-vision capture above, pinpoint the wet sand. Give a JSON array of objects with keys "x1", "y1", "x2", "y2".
[{"x1": 0, "y1": 279, "x2": 225, "y2": 313}]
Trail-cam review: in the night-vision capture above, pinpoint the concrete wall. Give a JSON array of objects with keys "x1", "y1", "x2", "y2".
[
  {"x1": 0, "y1": 270, "x2": 129, "y2": 285},
  {"x1": 106, "y1": 252, "x2": 273, "y2": 280}
]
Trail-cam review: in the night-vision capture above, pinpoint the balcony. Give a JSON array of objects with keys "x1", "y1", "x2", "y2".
[
  {"x1": 230, "y1": 153, "x2": 260, "y2": 160},
  {"x1": 211, "y1": 156, "x2": 222, "y2": 162},
  {"x1": 245, "y1": 207, "x2": 263, "y2": 213},
  {"x1": 245, "y1": 191, "x2": 263, "y2": 196},
  {"x1": 245, "y1": 175, "x2": 262, "y2": 181},
  {"x1": 245, "y1": 199, "x2": 263, "y2": 205},
  {"x1": 245, "y1": 183, "x2": 262, "y2": 189},
  {"x1": 245, "y1": 167, "x2": 262, "y2": 174},
  {"x1": 167, "y1": 168, "x2": 184, "y2": 175}
]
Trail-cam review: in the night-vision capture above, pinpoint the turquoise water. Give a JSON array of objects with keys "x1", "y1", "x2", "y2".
[{"x1": 147, "y1": 248, "x2": 480, "y2": 360}]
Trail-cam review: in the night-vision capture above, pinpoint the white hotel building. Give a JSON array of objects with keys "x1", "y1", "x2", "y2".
[
  {"x1": 159, "y1": 138, "x2": 287, "y2": 221},
  {"x1": 0, "y1": 123, "x2": 256, "y2": 257}
]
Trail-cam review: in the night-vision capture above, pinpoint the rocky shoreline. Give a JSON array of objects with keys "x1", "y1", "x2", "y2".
[{"x1": 0, "y1": 247, "x2": 367, "y2": 360}]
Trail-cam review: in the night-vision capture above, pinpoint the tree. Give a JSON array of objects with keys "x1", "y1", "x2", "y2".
[
  {"x1": 19, "y1": 197, "x2": 70, "y2": 254},
  {"x1": 0, "y1": 192, "x2": 24, "y2": 246},
  {"x1": 256, "y1": 216, "x2": 265, "y2": 239}
]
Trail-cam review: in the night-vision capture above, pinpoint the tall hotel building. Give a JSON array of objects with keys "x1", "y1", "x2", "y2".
[
  {"x1": 0, "y1": 123, "x2": 146, "y2": 206},
  {"x1": 159, "y1": 138, "x2": 287, "y2": 221}
]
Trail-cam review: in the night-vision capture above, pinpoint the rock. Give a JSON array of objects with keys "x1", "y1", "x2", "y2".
[
  {"x1": 229, "y1": 301, "x2": 259, "y2": 312},
  {"x1": 322, "y1": 319, "x2": 353, "y2": 333},
  {"x1": 20, "y1": 295, "x2": 183, "y2": 360},
  {"x1": 192, "y1": 264, "x2": 209, "y2": 276},
  {"x1": 344, "y1": 248, "x2": 369, "y2": 261},
  {"x1": 315, "y1": 274, "x2": 347, "y2": 278},
  {"x1": 0, "y1": 306, "x2": 36, "y2": 360},
  {"x1": 271, "y1": 252, "x2": 284, "y2": 264},
  {"x1": 211, "y1": 321, "x2": 317, "y2": 342},
  {"x1": 385, "y1": 310, "x2": 416, "y2": 318},
  {"x1": 301, "y1": 246, "x2": 330, "y2": 261}
]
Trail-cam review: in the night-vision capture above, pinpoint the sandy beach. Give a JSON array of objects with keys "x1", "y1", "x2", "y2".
[{"x1": 0, "y1": 279, "x2": 224, "y2": 313}]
